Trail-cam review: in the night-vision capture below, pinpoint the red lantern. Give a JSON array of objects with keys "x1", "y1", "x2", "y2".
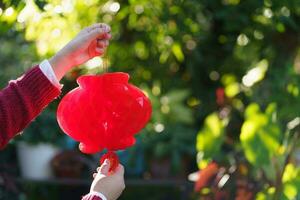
[{"x1": 57, "y1": 72, "x2": 152, "y2": 171}]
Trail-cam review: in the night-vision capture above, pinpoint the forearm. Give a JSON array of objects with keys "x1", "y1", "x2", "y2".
[
  {"x1": 49, "y1": 51, "x2": 73, "y2": 81},
  {"x1": 0, "y1": 66, "x2": 61, "y2": 149}
]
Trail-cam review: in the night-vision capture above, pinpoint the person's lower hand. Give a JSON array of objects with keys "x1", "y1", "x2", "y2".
[
  {"x1": 90, "y1": 159, "x2": 125, "y2": 200},
  {"x1": 49, "y1": 23, "x2": 111, "y2": 80}
]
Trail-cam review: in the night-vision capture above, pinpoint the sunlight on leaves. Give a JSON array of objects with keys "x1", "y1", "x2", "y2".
[
  {"x1": 172, "y1": 43, "x2": 184, "y2": 62},
  {"x1": 225, "y1": 82, "x2": 240, "y2": 98},
  {"x1": 282, "y1": 164, "x2": 300, "y2": 199},
  {"x1": 240, "y1": 103, "x2": 281, "y2": 167},
  {"x1": 18, "y1": 0, "x2": 98, "y2": 56},
  {"x1": 242, "y1": 59, "x2": 269, "y2": 87},
  {"x1": 221, "y1": 74, "x2": 240, "y2": 98},
  {"x1": 196, "y1": 113, "x2": 226, "y2": 168},
  {"x1": 1, "y1": 6, "x2": 17, "y2": 23}
]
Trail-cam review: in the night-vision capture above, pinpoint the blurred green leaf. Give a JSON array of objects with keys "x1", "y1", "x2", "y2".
[
  {"x1": 172, "y1": 43, "x2": 184, "y2": 62},
  {"x1": 240, "y1": 103, "x2": 282, "y2": 167},
  {"x1": 282, "y1": 164, "x2": 300, "y2": 200},
  {"x1": 196, "y1": 113, "x2": 226, "y2": 168}
]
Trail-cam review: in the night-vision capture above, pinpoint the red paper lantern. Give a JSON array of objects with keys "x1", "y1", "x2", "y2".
[{"x1": 57, "y1": 72, "x2": 152, "y2": 171}]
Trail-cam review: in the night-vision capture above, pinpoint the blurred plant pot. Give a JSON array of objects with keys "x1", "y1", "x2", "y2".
[
  {"x1": 149, "y1": 158, "x2": 171, "y2": 179},
  {"x1": 149, "y1": 156, "x2": 191, "y2": 179},
  {"x1": 51, "y1": 150, "x2": 85, "y2": 179},
  {"x1": 17, "y1": 142, "x2": 60, "y2": 180}
]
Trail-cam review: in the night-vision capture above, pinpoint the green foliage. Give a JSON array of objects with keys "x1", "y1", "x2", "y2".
[
  {"x1": 193, "y1": 0, "x2": 300, "y2": 198},
  {"x1": 240, "y1": 103, "x2": 282, "y2": 167},
  {"x1": 0, "y1": 0, "x2": 300, "y2": 199},
  {"x1": 196, "y1": 113, "x2": 226, "y2": 168},
  {"x1": 281, "y1": 163, "x2": 300, "y2": 200},
  {"x1": 142, "y1": 124, "x2": 197, "y2": 172},
  {"x1": 16, "y1": 108, "x2": 65, "y2": 146},
  {"x1": 256, "y1": 163, "x2": 300, "y2": 200}
]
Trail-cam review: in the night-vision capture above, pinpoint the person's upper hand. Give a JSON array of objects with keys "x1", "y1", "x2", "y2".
[
  {"x1": 49, "y1": 23, "x2": 111, "y2": 80},
  {"x1": 90, "y1": 159, "x2": 125, "y2": 200}
]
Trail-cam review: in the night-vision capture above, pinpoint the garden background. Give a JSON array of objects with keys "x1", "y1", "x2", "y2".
[{"x1": 0, "y1": 0, "x2": 300, "y2": 199}]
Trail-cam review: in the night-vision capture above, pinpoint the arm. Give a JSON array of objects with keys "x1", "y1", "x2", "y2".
[
  {"x1": 0, "y1": 66, "x2": 60, "y2": 149},
  {"x1": 0, "y1": 23, "x2": 111, "y2": 149}
]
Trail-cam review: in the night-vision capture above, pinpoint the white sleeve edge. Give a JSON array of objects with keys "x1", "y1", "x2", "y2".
[{"x1": 39, "y1": 59, "x2": 62, "y2": 89}]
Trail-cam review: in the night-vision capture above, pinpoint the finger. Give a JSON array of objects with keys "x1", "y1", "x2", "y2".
[
  {"x1": 95, "y1": 47, "x2": 104, "y2": 55},
  {"x1": 97, "y1": 40, "x2": 109, "y2": 48},
  {"x1": 88, "y1": 41, "x2": 105, "y2": 58},
  {"x1": 86, "y1": 23, "x2": 111, "y2": 33},
  {"x1": 114, "y1": 164, "x2": 125, "y2": 176},
  {"x1": 93, "y1": 173, "x2": 97, "y2": 178},
  {"x1": 85, "y1": 23, "x2": 101, "y2": 32},
  {"x1": 96, "y1": 33, "x2": 111, "y2": 41},
  {"x1": 103, "y1": 33, "x2": 112, "y2": 40},
  {"x1": 99, "y1": 159, "x2": 111, "y2": 175},
  {"x1": 98, "y1": 23, "x2": 111, "y2": 32},
  {"x1": 97, "y1": 167, "x2": 101, "y2": 172},
  {"x1": 84, "y1": 28, "x2": 108, "y2": 43}
]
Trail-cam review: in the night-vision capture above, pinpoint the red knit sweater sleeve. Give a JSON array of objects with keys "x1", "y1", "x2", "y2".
[
  {"x1": 0, "y1": 65, "x2": 61, "y2": 149},
  {"x1": 82, "y1": 193, "x2": 103, "y2": 200}
]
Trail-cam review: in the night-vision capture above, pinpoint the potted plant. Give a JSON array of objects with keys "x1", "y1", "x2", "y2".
[
  {"x1": 139, "y1": 87, "x2": 197, "y2": 179},
  {"x1": 143, "y1": 124, "x2": 197, "y2": 179},
  {"x1": 16, "y1": 108, "x2": 65, "y2": 180}
]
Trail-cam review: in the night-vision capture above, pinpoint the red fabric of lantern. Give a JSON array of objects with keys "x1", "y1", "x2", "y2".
[{"x1": 57, "y1": 72, "x2": 152, "y2": 171}]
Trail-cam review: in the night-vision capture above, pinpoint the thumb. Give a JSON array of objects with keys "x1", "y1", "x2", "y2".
[{"x1": 98, "y1": 159, "x2": 111, "y2": 176}]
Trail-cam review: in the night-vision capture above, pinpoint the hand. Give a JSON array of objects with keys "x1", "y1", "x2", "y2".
[
  {"x1": 90, "y1": 159, "x2": 125, "y2": 200},
  {"x1": 49, "y1": 23, "x2": 111, "y2": 80}
]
